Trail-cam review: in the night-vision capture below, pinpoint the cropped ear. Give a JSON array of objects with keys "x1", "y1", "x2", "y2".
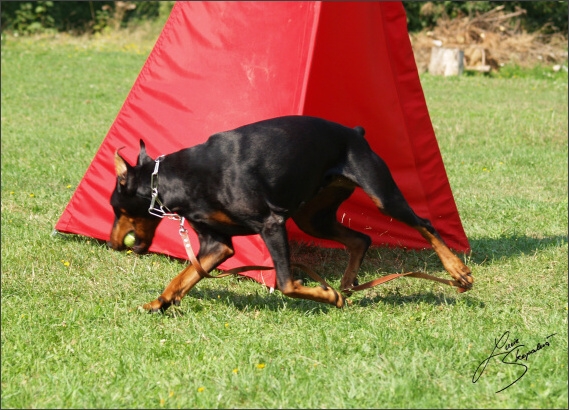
[
  {"x1": 137, "y1": 140, "x2": 154, "y2": 166},
  {"x1": 115, "y1": 147, "x2": 130, "y2": 187},
  {"x1": 114, "y1": 147, "x2": 137, "y2": 194}
]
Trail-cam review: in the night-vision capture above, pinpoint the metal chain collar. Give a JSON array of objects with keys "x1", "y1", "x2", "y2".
[
  {"x1": 147, "y1": 154, "x2": 189, "y2": 237},
  {"x1": 146, "y1": 155, "x2": 213, "y2": 277}
]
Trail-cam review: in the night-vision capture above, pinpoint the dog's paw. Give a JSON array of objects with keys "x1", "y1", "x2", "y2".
[
  {"x1": 142, "y1": 297, "x2": 172, "y2": 313},
  {"x1": 456, "y1": 267, "x2": 474, "y2": 290},
  {"x1": 444, "y1": 256, "x2": 473, "y2": 290},
  {"x1": 333, "y1": 288, "x2": 344, "y2": 308},
  {"x1": 314, "y1": 285, "x2": 344, "y2": 308}
]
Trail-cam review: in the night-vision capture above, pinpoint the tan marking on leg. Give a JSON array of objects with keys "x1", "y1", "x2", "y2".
[
  {"x1": 415, "y1": 226, "x2": 473, "y2": 289},
  {"x1": 339, "y1": 233, "x2": 369, "y2": 292},
  {"x1": 279, "y1": 279, "x2": 344, "y2": 308},
  {"x1": 143, "y1": 247, "x2": 234, "y2": 312},
  {"x1": 142, "y1": 265, "x2": 202, "y2": 311}
]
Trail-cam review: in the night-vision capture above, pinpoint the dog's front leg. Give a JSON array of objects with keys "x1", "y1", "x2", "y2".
[
  {"x1": 143, "y1": 237, "x2": 234, "y2": 312},
  {"x1": 261, "y1": 213, "x2": 344, "y2": 308},
  {"x1": 143, "y1": 264, "x2": 202, "y2": 312}
]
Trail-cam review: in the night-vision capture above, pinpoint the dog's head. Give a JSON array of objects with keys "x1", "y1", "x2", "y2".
[{"x1": 108, "y1": 141, "x2": 161, "y2": 254}]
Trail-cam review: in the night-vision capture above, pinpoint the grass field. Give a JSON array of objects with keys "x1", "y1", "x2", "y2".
[{"x1": 1, "y1": 31, "x2": 567, "y2": 409}]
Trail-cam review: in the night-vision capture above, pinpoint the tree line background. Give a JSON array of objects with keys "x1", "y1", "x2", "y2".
[{"x1": 1, "y1": 1, "x2": 567, "y2": 35}]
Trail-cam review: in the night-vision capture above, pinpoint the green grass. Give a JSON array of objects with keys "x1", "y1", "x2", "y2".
[
  {"x1": 491, "y1": 63, "x2": 569, "y2": 80},
  {"x1": 2, "y1": 32, "x2": 568, "y2": 409}
]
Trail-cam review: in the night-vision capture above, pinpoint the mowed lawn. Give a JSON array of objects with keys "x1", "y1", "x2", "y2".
[{"x1": 1, "y1": 32, "x2": 567, "y2": 409}]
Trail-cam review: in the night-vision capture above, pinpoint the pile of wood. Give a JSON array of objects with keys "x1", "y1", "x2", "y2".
[{"x1": 409, "y1": 5, "x2": 568, "y2": 74}]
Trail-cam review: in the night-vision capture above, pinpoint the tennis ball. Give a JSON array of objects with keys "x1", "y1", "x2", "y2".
[{"x1": 123, "y1": 232, "x2": 136, "y2": 248}]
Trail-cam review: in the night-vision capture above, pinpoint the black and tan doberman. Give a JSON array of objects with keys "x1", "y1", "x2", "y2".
[{"x1": 108, "y1": 115, "x2": 473, "y2": 311}]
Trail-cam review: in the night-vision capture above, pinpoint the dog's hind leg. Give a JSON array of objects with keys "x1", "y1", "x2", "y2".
[
  {"x1": 350, "y1": 153, "x2": 473, "y2": 290},
  {"x1": 143, "y1": 234, "x2": 234, "y2": 312},
  {"x1": 261, "y1": 211, "x2": 344, "y2": 308},
  {"x1": 292, "y1": 177, "x2": 371, "y2": 294}
]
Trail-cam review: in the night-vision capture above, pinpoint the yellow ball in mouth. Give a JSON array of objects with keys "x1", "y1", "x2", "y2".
[{"x1": 123, "y1": 232, "x2": 136, "y2": 248}]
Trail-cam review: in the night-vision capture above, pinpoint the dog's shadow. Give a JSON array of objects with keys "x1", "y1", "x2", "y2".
[
  {"x1": 176, "y1": 278, "x2": 485, "y2": 316},
  {"x1": 355, "y1": 289, "x2": 484, "y2": 309},
  {"x1": 187, "y1": 287, "x2": 336, "y2": 315},
  {"x1": 468, "y1": 235, "x2": 567, "y2": 264}
]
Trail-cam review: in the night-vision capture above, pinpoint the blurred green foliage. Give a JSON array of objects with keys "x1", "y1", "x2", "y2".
[
  {"x1": 1, "y1": 1, "x2": 175, "y2": 35},
  {"x1": 403, "y1": 1, "x2": 567, "y2": 34}
]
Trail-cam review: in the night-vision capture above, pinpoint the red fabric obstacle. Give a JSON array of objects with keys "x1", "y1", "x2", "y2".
[{"x1": 55, "y1": 2, "x2": 469, "y2": 289}]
